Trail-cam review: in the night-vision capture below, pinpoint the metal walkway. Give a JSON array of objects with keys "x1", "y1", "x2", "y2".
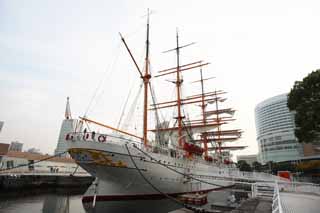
[
  {"x1": 267, "y1": 182, "x2": 320, "y2": 213},
  {"x1": 280, "y1": 192, "x2": 320, "y2": 213},
  {"x1": 251, "y1": 181, "x2": 320, "y2": 213}
]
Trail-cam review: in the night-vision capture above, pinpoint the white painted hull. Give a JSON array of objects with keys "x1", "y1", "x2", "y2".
[{"x1": 67, "y1": 139, "x2": 235, "y2": 212}]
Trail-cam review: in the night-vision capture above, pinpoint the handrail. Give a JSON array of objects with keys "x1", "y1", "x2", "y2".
[
  {"x1": 80, "y1": 117, "x2": 143, "y2": 140},
  {"x1": 278, "y1": 181, "x2": 320, "y2": 195},
  {"x1": 271, "y1": 181, "x2": 320, "y2": 213},
  {"x1": 272, "y1": 182, "x2": 283, "y2": 213}
]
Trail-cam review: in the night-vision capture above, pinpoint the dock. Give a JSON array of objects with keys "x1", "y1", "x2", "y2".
[
  {"x1": 280, "y1": 192, "x2": 320, "y2": 213},
  {"x1": 0, "y1": 170, "x2": 93, "y2": 189},
  {"x1": 235, "y1": 181, "x2": 320, "y2": 213},
  {"x1": 170, "y1": 181, "x2": 320, "y2": 213}
]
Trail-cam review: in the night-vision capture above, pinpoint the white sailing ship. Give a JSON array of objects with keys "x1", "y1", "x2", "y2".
[{"x1": 66, "y1": 15, "x2": 264, "y2": 212}]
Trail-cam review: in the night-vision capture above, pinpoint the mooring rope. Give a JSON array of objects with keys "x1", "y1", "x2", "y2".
[
  {"x1": 124, "y1": 143, "x2": 195, "y2": 211},
  {"x1": 131, "y1": 143, "x2": 226, "y2": 188}
]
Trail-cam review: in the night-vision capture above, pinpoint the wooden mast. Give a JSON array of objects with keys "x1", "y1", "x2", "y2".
[
  {"x1": 142, "y1": 11, "x2": 151, "y2": 146},
  {"x1": 214, "y1": 93, "x2": 222, "y2": 156},
  {"x1": 119, "y1": 11, "x2": 151, "y2": 147},
  {"x1": 175, "y1": 30, "x2": 184, "y2": 147},
  {"x1": 199, "y1": 66, "x2": 209, "y2": 158}
]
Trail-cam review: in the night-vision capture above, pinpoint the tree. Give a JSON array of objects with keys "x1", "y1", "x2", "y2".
[
  {"x1": 252, "y1": 161, "x2": 263, "y2": 172},
  {"x1": 237, "y1": 160, "x2": 252, "y2": 172},
  {"x1": 287, "y1": 69, "x2": 320, "y2": 144},
  {"x1": 272, "y1": 161, "x2": 296, "y2": 173}
]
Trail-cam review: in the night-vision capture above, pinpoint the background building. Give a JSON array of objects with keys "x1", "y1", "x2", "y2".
[
  {"x1": 255, "y1": 93, "x2": 303, "y2": 164},
  {"x1": 27, "y1": 147, "x2": 41, "y2": 154},
  {"x1": 54, "y1": 97, "x2": 78, "y2": 157},
  {"x1": 0, "y1": 121, "x2": 4, "y2": 133},
  {"x1": 237, "y1": 154, "x2": 258, "y2": 166},
  {"x1": 9, "y1": 141, "x2": 23, "y2": 152}
]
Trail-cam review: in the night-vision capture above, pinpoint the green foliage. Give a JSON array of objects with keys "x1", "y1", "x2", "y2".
[
  {"x1": 272, "y1": 161, "x2": 296, "y2": 173},
  {"x1": 237, "y1": 160, "x2": 252, "y2": 172},
  {"x1": 297, "y1": 160, "x2": 320, "y2": 173},
  {"x1": 252, "y1": 161, "x2": 263, "y2": 172},
  {"x1": 262, "y1": 161, "x2": 297, "y2": 174},
  {"x1": 288, "y1": 69, "x2": 320, "y2": 143}
]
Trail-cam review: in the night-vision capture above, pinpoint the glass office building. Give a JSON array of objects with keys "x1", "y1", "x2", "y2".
[{"x1": 255, "y1": 94, "x2": 303, "y2": 164}]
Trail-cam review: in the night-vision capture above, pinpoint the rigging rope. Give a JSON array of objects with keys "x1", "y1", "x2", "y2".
[
  {"x1": 120, "y1": 82, "x2": 143, "y2": 131},
  {"x1": 125, "y1": 143, "x2": 223, "y2": 213},
  {"x1": 148, "y1": 82, "x2": 162, "y2": 144},
  {"x1": 131, "y1": 144, "x2": 226, "y2": 188},
  {"x1": 84, "y1": 42, "x2": 121, "y2": 117},
  {"x1": 181, "y1": 119, "x2": 195, "y2": 144},
  {"x1": 124, "y1": 144, "x2": 187, "y2": 208},
  {"x1": 117, "y1": 83, "x2": 136, "y2": 129}
]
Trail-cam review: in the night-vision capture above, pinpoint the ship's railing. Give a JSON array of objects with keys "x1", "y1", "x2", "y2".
[
  {"x1": 67, "y1": 132, "x2": 289, "y2": 182},
  {"x1": 0, "y1": 168, "x2": 89, "y2": 176},
  {"x1": 67, "y1": 132, "x2": 297, "y2": 183},
  {"x1": 67, "y1": 132, "x2": 190, "y2": 156},
  {"x1": 67, "y1": 132, "x2": 142, "y2": 146},
  {"x1": 272, "y1": 183, "x2": 283, "y2": 213},
  {"x1": 227, "y1": 169, "x2": 288, "y2": 182}
]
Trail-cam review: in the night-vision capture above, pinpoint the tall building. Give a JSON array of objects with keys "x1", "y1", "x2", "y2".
[
  {"x1": 255, "y1": 93, "x2": 303, "y2": 164},
  {"x1": 9, "y1": 141, "x2": 23, "y2": 152},
  {"x1": 0, "y1": 121, "x2": 4, "y2": 133},
  {"x1": 54, "y1": 97, "x2": 78, "y2": 157}
]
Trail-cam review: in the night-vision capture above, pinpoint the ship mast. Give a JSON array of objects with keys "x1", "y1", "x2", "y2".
[
  {"x1": 142, "y1": 11, "x2": 151, "y2": 146},
  {"x1": 199, "y1": 67, "x2": 209, "y2": 158},
  {"x1": 214, "y1": 94, "x2": 222, "y2": 155},
  {"x1": 175, "y1": 30, "x2": 184, "y2": 147},
  {"x1": 119, "y1": 11, "x2": 151, "y2": 147}
]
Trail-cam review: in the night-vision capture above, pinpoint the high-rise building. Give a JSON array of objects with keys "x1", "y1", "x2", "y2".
[
  {"x1": 255, "y1": 93, "x2": 303, "y2": 164},
  {"x1": 54, "y1": 97, "x2": 78, "y2": 157},
  {"x1": 0, "y1": 121, "x2": 4, "y2": 133}
]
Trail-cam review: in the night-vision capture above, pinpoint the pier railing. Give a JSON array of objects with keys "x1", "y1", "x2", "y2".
[
  {"x1": 271, "y1": 181, "x2": 320, "y2": 213},
  {"x1": 272, "y1": 183, "x2": 283, "y2": 213},
  {"x1": 278, "y1": 181, "x2": 320, "y2": 195}
]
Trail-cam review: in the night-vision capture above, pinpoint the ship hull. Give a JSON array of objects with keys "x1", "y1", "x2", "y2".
[{"x1": 67, "y1": 139, "x2": 235, "y2": 212}]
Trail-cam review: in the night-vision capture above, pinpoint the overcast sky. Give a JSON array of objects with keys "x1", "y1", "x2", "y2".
[{"x1": 1, "y1": 0, "x2": 319, "y2": 157}]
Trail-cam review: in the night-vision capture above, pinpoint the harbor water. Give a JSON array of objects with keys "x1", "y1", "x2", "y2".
[{"x1": 0, "y1": 189, "x2": 234, "y2": 213}]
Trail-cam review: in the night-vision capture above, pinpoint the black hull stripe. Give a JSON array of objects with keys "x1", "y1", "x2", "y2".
[{"x1": 82, "y1": 185, "x2": 234, "y2": 202}]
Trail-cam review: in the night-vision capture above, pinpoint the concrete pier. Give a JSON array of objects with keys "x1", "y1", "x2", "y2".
[
  {"x1": 0, "y1": 173, "x2": 93, "y2": 189},
  {"x1": 230, "y1": 197, "x2": 272, "y2": 213}
]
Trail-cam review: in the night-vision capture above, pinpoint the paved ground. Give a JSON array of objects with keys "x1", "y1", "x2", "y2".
[
  {"x1": 280, "y1": 192, "x2": 320, "y2": 213},
  {"x1": 230, "y1": 198, "x2": 272, "y2": 213}
]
